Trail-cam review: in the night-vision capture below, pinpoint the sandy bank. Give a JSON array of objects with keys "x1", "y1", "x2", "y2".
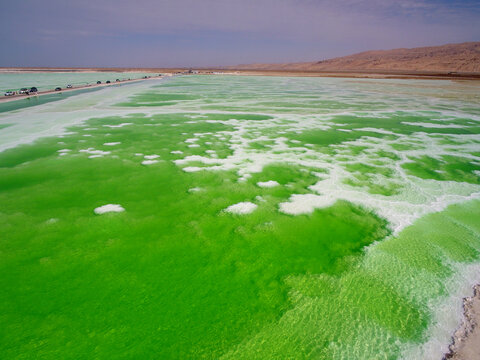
[{"x1": 444, "y1": 284, "x2": 480, "y2": 360}]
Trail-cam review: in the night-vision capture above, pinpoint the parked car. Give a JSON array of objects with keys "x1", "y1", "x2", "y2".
[
  {"x1": 55, "y1": 87, "x2": 62, "y2": 91},
  {"x1": 4, "y1": 91, "x2": 15, "y2": 96},
  {"x1": 97, "y1": 81, "x2": 101, "y2": 84},
  {"x1": 30, "y1": 87, "x2": 38, "y2": 93},
  {"x1": 19, "y1": 88, "x2": 28, "y2": 94},
  {"x1": 106, "y1": 80, "x2": 111, "y2": 84},
  {"x1": 66, "y1": 84, "x2": 72, "y2": 88}
]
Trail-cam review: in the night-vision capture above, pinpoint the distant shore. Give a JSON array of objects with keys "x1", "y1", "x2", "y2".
[{"x1": 2, "y1": 67, "x2": 480, "y2": 81}]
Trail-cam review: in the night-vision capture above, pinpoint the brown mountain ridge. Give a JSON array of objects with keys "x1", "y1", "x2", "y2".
[{"x1": 230, "y1": 42, "x2": 480, "y2": 73}]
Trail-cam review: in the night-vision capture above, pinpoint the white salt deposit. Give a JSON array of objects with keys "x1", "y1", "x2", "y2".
[
  {"x1": 170, "y1": 150, "x2": 183, "y2": 155},
  {"x1": 257, "y1": 180, "x2": 280, "y2": 188},
  {"x1": 182, "y1": 166, "x2": 203, "y2": 172},
  {"x1": 94, "y1": 204, "x2": 125, "y2": 214},
  {"x1": 224, "y1": 202, "x2": 258, "y2": 215},
  {"x1": 57, "y1": 149, "x2": 70, "y2": 153},
  {"x1": 103, "y1": 142, "x2": 121, "y2": 146},
  {"x1": 188, "y1": 144, "x2": 200, "y2": 148},
  {"x1": 144, "y1": 154, "x2": 160, "y2": 160},
  {"x1": 103, "y1": 123, "x2": 133, "y2": 128},
  {"x1": 279, "y1": 194, "x2": 336, "y2": 215},
  {"x1": 142, "y1": 160, "x2": 159, "y2": 165},
  {"x1": 401, "y1": 122, "x2": 465, "y2": 129},
  {"x1": 79, "y1": 148, "x2": 111, "y2": 157}
]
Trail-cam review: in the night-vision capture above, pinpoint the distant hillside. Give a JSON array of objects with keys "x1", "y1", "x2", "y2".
[{"x1": 230, "y1": 42, "x2": 480, "y2": 73}]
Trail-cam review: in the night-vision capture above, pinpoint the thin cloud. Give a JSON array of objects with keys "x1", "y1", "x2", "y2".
[{"x1": 0, "y1": 0, "x2": 478, "y2": 67}]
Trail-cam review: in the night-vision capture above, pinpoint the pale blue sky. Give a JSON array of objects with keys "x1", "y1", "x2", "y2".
[{"x1": 1, "y1": 0, "x2": 479, "y2": 67}]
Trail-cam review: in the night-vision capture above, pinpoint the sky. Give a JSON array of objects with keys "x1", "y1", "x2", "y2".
[{"x1": 0, "y1": 0, "x2": 479, "y2": 68}]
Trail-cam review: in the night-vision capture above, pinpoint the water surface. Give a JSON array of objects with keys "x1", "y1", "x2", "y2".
[{"x1": 0, "y1": 75, "x2": 479, "y2": 359}]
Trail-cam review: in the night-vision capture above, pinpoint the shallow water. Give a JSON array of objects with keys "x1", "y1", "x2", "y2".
[{"x1": 0, "y1": 75, "x2": 479, "y2": 359}]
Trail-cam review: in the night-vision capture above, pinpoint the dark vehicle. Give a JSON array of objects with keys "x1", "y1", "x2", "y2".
[
  {"x1": 19, "y1": 88, "x2": 28, "y2": 94},
  {"x1": 55, "y1": 87, "x2": 62, "y2": 91},
  {"x1": 106, "y1": 80, "x2": 111, "y2": 84},
  {"x1": 4, "y1": 91, "x2": 15, "y2": 96},
  {"x1": 97, "y1": 81, "x2": 101, "y2": 84},
  {"x1": 116, "y1": 79, "x2": 120, "y2": 82},
  {"x1": 66, "y1": 84, "x2": 72, "y2": 88},
  {"x1": 30, "y1": 87, "x2": 38, "y2": 93}
]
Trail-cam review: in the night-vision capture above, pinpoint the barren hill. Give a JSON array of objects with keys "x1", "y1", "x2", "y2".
[{"x1": 230, "y1": 42, "x2": 480, "y2": 73}]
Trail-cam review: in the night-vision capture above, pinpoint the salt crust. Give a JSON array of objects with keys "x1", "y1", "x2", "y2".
[
  {"x1": 94, "y1": 204, "x2": 125, "y2": 214},
  {"x1": 144, "y1": 154, "x2": 160, "y2": 160},
  {"x1": 257, "y1": 180, "x2": 280, "y2": 188},
  {"x1": 103, "y1": 142, "x2": 121, "y2": 146},
  {"x1": 279, "y1": 194, "x2": 336, "y2": 214},
  {"x1": 103, "y1": 123, "x2": 133, "y2": 128},
  {"x1": 183, "y1": 166, "x2": 203, "y2": 172},
  {"x1": 224, "y1": 202, "x2": 258, "y2": 214},
  {"x1": 79, "y1": 148, "x2": 111, "y2": 157},
  {"x1": 142, "y1": 160, "x2": 158, "y2": 165}
]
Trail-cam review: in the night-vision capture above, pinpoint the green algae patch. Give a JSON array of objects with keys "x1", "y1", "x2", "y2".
[
  {"x1": 222, "y1": 200, "x2": 480, "y2": 360},
  {"x1": 0, "y1": 121, "x2": 389, "y2": 359},
  {"x1": 116, "y1": 92, "x2": 201, "y2": 106},
  {"x1": 0, "y1": 137, "x2": 60, "y2": 168},
  {"x1": 330, "y1": 111, "x2": 479, "y2": 136},
  {"x1": 402, "y1": 155, "x2": 480, "y2": 184}
]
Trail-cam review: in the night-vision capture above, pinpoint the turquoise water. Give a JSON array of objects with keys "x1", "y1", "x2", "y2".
[
  {"x1": 0, "y1": 72, "x2": 155, "y2": 92},
  {"x1": 0, "y1": 74, "x2": 479, "y2": 359}
]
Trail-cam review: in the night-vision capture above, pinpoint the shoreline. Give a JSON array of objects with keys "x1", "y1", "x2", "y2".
[
  {"x1": 2, "y1": 67, "x2": 480, "y2": 81},
  {"x1": 444, "y1": 284, "x2": 480, "y2": 360},
  {"x1": 0, "y1": 75, "x2": 166, "y2": 104}
]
